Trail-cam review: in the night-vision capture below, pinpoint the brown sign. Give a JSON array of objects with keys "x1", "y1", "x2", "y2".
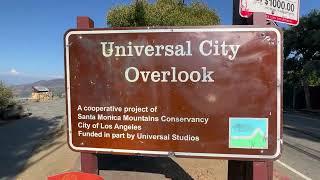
[{"x1": 64, "y1": 27, "x2": 282, "y2": 160}]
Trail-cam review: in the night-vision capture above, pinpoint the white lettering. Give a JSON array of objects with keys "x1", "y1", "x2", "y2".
[
  {"x1": 124, "y1": 67, "x2": 214, "y2": 83},
  {"x1": 100, "y1": 40, "x2": 240, "y2": 60},
  {"x1": 199, "y1": 40, "x2": 212, "y2": 56},
  {"x1": 125, "y1": 67, "x2": 139, "y2": 82}
]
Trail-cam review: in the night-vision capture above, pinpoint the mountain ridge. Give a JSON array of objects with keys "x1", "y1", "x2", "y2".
[
  {"x1": 231, "y1": 128, "x2": 266, "y2": 140},
  {"x1": 12, "y1": 78, "x2": 65, "y2": 97}
]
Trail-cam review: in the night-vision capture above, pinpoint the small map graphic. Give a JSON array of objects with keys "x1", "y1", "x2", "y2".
[{"x1": 229, "y1": 117, "x2": 268, "y2": 149}]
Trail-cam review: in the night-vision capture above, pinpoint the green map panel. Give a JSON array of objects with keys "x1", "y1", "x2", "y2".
[{"x1": 229, "y1": 117, "x2": 268, "y2": 149}]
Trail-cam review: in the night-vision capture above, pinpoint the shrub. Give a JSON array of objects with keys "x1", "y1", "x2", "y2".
[
  {"x1": 0, "y1": 81, "x2": 15, "y2": 111},
  {"x1": 107, "y1": 0, "x2": 220, "y2": 27}
]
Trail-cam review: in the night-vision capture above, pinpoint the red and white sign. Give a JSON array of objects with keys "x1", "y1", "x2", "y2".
[{"x1": 240, "y1": 0, "x2": 300, "y2": 26}]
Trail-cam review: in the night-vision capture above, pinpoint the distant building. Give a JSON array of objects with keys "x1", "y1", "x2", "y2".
[{"x1": 31, "y1": 86, "x2": 53, "y2": 101}]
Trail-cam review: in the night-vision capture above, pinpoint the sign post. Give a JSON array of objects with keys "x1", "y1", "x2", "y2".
[
  {"x1": 75, "y1": 16, "x2": 99, "y2": 175},
  {"x1": 229, "y1": 0, "x2": 282, "y2": 179},
  {"x1": 67, "y1": 7, "x2": 282, "y2": 177}
]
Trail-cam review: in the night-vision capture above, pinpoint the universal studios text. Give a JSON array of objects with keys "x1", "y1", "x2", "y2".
[{"x1": 101, "y1": 40, "x2": 241, "y2": 83}]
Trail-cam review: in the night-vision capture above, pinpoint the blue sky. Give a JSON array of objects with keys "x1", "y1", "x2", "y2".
[{"x1": 0, "y1": 0, "x2": 318, "y2": 85}]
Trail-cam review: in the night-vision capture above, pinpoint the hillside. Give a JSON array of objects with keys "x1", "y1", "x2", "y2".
[{"x1": 12, "y1": 79, "x2": 65, "y2": 98}]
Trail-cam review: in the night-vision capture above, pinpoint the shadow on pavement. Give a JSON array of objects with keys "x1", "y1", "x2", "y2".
[
  {"x1": 98, "y1": 154, "x2": 193, "y2": 180},
  {"x1": 284, "y1": 113, "x2": 320, "y2": 143},
  {"x1": 0, "y1": 115, "x2": 64, "y2": 179},
  {"x1": 284, "y1": 126, "x2": 320, "y2": 141}
]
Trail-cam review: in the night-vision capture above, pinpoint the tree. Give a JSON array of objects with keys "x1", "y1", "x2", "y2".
[
  {"x1": 284, "y1": 9, "x2": 320, "y2": 109},
  {"x1": 0, "y1": 81, "x2": 14, "y2": 112},
  {"x1": 107, "y1": 0, "x2": 220, "y2": 27}
]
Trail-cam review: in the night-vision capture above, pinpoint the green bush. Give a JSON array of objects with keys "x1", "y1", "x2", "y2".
[
  {"x1": 107, "y1": 0, "x2": 220, "y2": 27},
  {"x1": 0, "y1": 81, "x2": 15, "y2": 111}
]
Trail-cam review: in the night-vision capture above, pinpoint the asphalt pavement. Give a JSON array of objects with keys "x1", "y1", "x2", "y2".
[{"x1": 276, "y1": 112, "x2": 320, "y2": 180}]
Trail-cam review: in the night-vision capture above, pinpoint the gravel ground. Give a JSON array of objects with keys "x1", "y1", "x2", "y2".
[
  {"x1": 0, "y1": 98, "x2": 66, "y2": 180},
  {"x1": 0, "y1": 98, "x2": 231, "y2": 180},
  {"x1": 7, "y1": 98, "x2": 228, "y2": 180}
]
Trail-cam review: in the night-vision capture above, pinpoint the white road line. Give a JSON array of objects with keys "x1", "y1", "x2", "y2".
[{"x1": 276, "y1": 160, "x2": 312, "y2": 180}]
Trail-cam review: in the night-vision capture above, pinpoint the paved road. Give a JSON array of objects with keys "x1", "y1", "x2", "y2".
[
  {"x1": 0, "y1": 99, "x2": 65, "y2": 180},
  {"x1": 276, "y1": 112, "x2": 320, "y2": 180}
]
